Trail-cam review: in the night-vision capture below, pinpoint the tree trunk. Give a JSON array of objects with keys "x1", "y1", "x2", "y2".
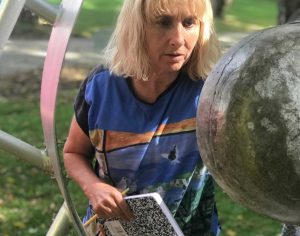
[
  {"x1": 211, "y1": 0, "x2": 226, "y2": 18},
  {"x1": 211, "y1": 0, "x2": 234, "y2": 19},
  {"x1": 278, "y1": 0, "x2": 300, "y2": 24}
]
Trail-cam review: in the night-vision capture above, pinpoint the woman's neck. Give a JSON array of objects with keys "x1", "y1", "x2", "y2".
[{"x1": 130, "y1": 72, "x2": 179, "y2": 103}]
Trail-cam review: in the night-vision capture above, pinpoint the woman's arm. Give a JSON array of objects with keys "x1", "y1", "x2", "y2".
[{"x1": 63, "y1": 117, "x2": 133, "y2": 221}]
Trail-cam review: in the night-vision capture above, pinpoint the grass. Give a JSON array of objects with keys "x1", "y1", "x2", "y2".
[
  {"x1": 0, "y1": 87, "x2": 90, "y2": 236},
  {"x1": 48, "y1": 0, "x2": 123, "y2": 37},
  {"x1": 0, "y1": 0, "x2": 284, "y2": 235},
  {"x1": 0, "y1": 99, "x2": 63, "y2": 236},
  {"x1": 216, "y1": 188, "x2": 282, "y2": 236},
  {"x1": 215, "y1": 0, "x2": 277, "y2": 33}
]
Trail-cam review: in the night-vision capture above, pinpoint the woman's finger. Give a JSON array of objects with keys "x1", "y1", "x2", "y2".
[
  {"x1": 99, "y1": 224, "x2": 106, "y2": 236},
  {"x1": 118, "y1": 199, "x2": 135, "y2": 221}
]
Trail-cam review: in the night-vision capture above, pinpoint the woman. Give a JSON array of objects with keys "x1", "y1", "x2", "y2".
[{"x1": 63, "y1": 0, "x2": 221, "y2": 235}]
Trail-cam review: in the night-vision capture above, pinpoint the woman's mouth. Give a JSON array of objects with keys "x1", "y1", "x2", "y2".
[{"x1": 165, "y1": 53, "x2": 184, "y2": 62}]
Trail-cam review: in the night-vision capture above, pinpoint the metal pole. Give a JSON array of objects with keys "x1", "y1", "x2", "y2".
[
  {"x1": 47, "y1": 202, "x2": 73, "y2": 236},
  {"x1": 25, "y1": 0, "x2": 58, "y2": 24},
  {"x1": 0, "y1": 0, "x2": 26, "y2": 52},
  {"x1": 0, "y1": 130, "x2": 53, "y2": 173}
]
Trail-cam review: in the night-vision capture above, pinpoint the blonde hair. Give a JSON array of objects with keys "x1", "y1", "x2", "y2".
[{"x1": 102, "y1": 0, "x2": 221, "y2": 81}]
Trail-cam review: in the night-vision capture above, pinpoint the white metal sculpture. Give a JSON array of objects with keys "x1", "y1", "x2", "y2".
[{"x1": 0, "y1": 0, "x2": 87, "y2": 235}]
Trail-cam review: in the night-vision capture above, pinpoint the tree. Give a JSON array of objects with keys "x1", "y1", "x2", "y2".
[
  {"x1": 211, "y1": 0, "x2": 234, "y2": 19},
  {"x1": 278, "y1": 0, "x2": 300, "y2": 24},
  {"x1": 211, "y1": 0, "x2": 226, "y2": 18}
]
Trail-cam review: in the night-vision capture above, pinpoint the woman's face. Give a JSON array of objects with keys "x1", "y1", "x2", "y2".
[{"x1": 145, "y1": 5, "x2": 200, "y2": 77}]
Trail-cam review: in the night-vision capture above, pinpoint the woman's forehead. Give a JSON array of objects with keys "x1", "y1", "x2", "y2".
[{"x1": 145, "y1": 0, "x2": 202, "y2": 18}]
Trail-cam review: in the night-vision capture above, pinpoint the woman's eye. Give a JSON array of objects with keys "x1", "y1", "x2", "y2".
[
  {"x1": 157, "y1": 17, "x2": 173, "y2": 28},
  {"x1": 183, "y1": 17, "x2": 197, "y2": 28}
]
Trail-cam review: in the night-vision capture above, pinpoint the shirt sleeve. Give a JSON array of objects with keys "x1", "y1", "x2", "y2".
[
  {"x1": 74, "y1": 65, "x2": 106, "y2": 136},
  {"x1": 74, "y1": 77, "x2": 90, "y2": 136}
]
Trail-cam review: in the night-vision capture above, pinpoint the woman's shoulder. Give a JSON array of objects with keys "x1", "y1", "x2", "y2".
[
  {"x1": 86, "y1": 65, "x2": 125, "y2": 85},
  {"x1": 86, "y1": 65, "x2": 110, "y2": 83}
]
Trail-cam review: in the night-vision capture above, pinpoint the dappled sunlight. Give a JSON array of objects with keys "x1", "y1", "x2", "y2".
[
  {"x1": 0, "y1": 38, "x2": 102, "y2": 78},
  {"x1": 60, "y1": 66, "x2": 90, "y2": 81},
  {"x1": 4, "y1": 43, "x2": 46, "y2": 58},
  {"x1": 216, "y1": 14, "x2": 274, "y2": 33},
  {"x1": 225, "y1": 15, "x2": 269, "y2": 31}
]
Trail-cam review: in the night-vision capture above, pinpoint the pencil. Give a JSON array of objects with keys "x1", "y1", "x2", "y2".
[
  {"x1": 83, "y1": 213, "x2": 98, "y2": 227},
  {"x1": 83, "y1": 188, "x2": 130, "y2": 227}
]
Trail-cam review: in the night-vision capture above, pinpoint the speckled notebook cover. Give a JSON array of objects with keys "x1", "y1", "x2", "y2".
[{"x1": 103, "y1": 193, "x2": 184, "y2": 236}]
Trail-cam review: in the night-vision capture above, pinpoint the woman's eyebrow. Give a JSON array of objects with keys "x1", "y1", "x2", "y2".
[
  {"x1": 156, "y1": 13, "x2": 198, "y2": 18},
  {"x1": 155, "y1": 14, "x2": 174, "y2": 19}
]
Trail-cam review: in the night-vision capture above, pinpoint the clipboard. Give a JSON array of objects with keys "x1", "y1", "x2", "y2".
[{"x1": 103, "y1": 192, "x2": 184, "y2": 236}]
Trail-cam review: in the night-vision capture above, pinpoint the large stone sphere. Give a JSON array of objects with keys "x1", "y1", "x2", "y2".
[{"x1": 197, "y1": 22, "x2": 300, "y2": 224}]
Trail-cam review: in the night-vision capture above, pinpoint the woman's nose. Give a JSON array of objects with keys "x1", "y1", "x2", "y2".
[{"x1": 169, "y1": 24, "x2": 185, "y2": 47}]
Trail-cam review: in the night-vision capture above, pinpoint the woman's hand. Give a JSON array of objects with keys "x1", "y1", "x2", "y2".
[
  {"x1": 84, "y1": 181, "x2": 134, "y2": 221},
  {"x1": 64, "y1": 118, "x2": 134, "y2": 222}
]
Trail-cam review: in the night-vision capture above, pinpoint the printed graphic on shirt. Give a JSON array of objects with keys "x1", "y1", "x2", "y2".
[
  {"x1": 89, "y1": 118, "x2": 205, "y2": 214},
  {"x1": 89, "y1": 118, "x2": 195, "y2": 152}
]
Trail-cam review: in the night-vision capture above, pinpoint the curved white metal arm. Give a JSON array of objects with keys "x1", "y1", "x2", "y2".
[
  {"x1": 40, "y1": 0, "x2": 87, "y2": 235},
  {"x1": 0, "y1": 0, "x2": 26, "y2": 52}
]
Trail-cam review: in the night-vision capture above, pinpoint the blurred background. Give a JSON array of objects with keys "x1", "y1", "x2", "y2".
[{"x1": 0, "y1": 0, "x2": 299, "y2": 235}]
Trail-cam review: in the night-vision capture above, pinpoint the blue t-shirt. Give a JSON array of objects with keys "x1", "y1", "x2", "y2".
[{"x1": 75, "y1": 67, "x2": 220, "y2": 235}]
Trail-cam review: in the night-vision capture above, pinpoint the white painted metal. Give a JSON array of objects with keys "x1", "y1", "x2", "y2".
[{"x1": 0, "y1": 0, "x2": 26, "y2": 52}]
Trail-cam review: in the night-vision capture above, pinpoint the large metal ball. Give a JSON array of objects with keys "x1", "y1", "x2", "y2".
[{"x1": 197, "y1": 22, "x2": 300, "y2": 224}]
